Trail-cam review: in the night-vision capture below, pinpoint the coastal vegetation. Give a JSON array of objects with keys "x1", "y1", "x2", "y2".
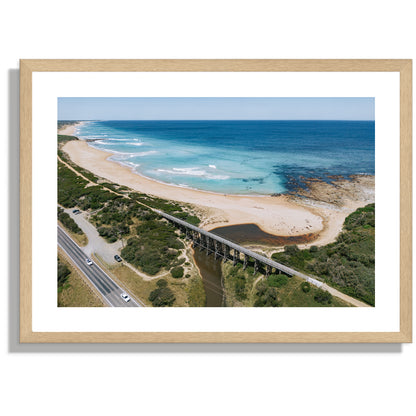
[
  {"x1": 58, "y1": 253, "x2": 104, "y2": 307},
  {"x1": 120, "y1": 219, "x2": 184, "y2": 275},
  {"x1": 58, "y1": 207, "x2": 83, "y2": 235},
  {"x1": 58, "y1": 120, "x2": 79, "y2": 131},
  {"x1": 58, "y1": 258, "x2": 71, "y2": 290},
  {"x1": 222, "y1": 261, "x2": 349, "y2": 307},
  {"x1": 148, "y1": 279, "x2": 176, "y2": 307},
  {"x1": 271, "y1": 203, "x2": 375, "y2": 306},
  {"x1": 171, "y1": 266, "x2": 185, "y2": 279},
  {"x1": 57, "y1": 134, "x2": 204, "y2": 307}
]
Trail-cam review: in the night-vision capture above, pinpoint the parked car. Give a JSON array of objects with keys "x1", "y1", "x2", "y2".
[
  {"x1": 86, "y1": 258, "x2": 93, "y2": 266},
  {"x1": 72, "y1": 209, "x2": 80, "y2": 214},
  {"x1": 120, "y1": 293, "x2": 130, "y2": 302},
  {"x1": 114, "y1": 254, "x2": 122, "y2": 262}
]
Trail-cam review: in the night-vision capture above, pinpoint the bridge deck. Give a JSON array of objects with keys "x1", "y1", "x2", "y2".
[{"x1": 157, "y1": 210, "x2": 323, "y2": 287}]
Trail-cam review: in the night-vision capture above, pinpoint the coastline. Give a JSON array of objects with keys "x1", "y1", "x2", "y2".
[
  {"x1": 62, "y1": 139, "x2": 374, "y2": 246},
  {"x1": 58, "y1": 121, "x2": 85, "y2": 136}
]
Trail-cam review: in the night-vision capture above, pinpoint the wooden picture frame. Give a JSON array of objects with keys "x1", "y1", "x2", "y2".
[{"x1": 20, "y1": 59, "x2": 412, "y2": 343}]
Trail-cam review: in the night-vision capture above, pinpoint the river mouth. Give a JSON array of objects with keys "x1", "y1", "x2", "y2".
[
  {"x1": 210, "y1": 223, "x2": 317, "y2": 246},
  {"x1": 192, "y1": 223, "x2": 316, "y2": 307}
]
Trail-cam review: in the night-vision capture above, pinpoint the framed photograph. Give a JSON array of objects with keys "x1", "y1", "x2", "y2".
[{"x1": 20, "y1": 59, "x2": 412, "y2": 343}]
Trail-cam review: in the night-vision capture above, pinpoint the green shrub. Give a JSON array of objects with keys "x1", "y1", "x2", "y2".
[
  {"x1": 171, "y1": 266, "x2": 184, "y2": 279},
  {"x1": 149, "y1": 287, "x2": 175, "y2": 307},
  {"x1": 57, "y1": 207, "x2": 83, "y2": 235},
  {"x1": 156, "y1": 279, "x2": 168, "y2": 288},
  {"x1": 246, "y1": 266, "x2": 254, "y2": 275},
  {"x1": 254, "y1": 281, "x2": 281, "y2": 307},
  {"x1": 301, "y1": 282, "x2": 311, "y2": 293},
  {"x1": 234, "y1": 278, "x2": 247, "y2": 300},
  {"x1": 314, "y1": 289, "x2": 333, "y2": 304},
  {"x1": 121, "y1": 219, "x2": 184, "y2": 275},
  {"x1": 58, "y1": 260, "x2": 71, "y2": 288},
  {"x1": 267, "y1": 274, "x2": 289, "y2": 288},
  {"x1": 284, "y1": 245, "x2": 300, "y2": 255}
]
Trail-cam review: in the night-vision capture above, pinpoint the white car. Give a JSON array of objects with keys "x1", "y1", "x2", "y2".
[
  {"x1": 120, "y1": 293, "x2": 131, "y2": 302},
  {"x1": 86, "y1": 258, "x2": 93, "y2": 266}
]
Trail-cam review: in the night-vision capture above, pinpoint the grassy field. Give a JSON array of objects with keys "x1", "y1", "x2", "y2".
[
  {"x1": 105, "y1": 263, "x2": 155, "y2": 306},
  {"x1": 185, "y1": 277, "x2": 206, "y2": 307},
  {"x1": 105, "y1": 261, "x2": 205, "y2": 307},
  {"x1": 58, "y1": 251, "x2": 105, "y2": 307}
]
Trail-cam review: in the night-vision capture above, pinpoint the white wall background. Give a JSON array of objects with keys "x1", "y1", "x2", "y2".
[{"x1": 1, "y1": 1, "x2": 414, "y2": 415}]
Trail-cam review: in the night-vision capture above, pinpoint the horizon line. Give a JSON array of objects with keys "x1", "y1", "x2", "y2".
[{"x1": 58, "y1": 118, "x2": 375, "y2": 122}]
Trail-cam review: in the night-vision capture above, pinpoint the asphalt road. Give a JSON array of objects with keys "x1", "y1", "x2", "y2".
[{"x1": 58, "y1": 226, "x2": 141, "y2": 307}]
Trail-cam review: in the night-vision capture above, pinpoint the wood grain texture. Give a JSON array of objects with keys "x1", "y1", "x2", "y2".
[
  {"x1": 19, "y1": 59, "x2": 410, "y2": 72},
  {"x1": 20, "y1": 60, "x2": 33, "y2": 343},
  {"x1": 20, "y1": 331, "x2": 411, "y2": 344},
  {"x1": 400, "y1": 61, "x2": 413, "y2": 342},
  {"x1": 19, "y1": 59, "x2": 412, "y2": 343}
]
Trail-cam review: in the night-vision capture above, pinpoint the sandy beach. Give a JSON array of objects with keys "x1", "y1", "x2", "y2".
[
  {"x1": 62, "y1": 137, "x2": 375, "y2": 246},
  {"x1": 58, "y1": 122, "x2": 83, "y2": 136}
]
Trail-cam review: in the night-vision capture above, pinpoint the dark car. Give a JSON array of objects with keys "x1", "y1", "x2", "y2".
[
  {"x1": 72, "y1": 209, "x2": 80, "y2": 214},
  {"x1": 114, "y1": 255, "x2": 122, "y2": 262}
]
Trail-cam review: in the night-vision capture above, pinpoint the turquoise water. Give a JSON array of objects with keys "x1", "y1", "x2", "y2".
[{"x1": 74, "y1": 120, "x2": 374, "y2": 195}]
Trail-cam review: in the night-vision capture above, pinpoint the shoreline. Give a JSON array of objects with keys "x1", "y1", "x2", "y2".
[
  {"x1": 62, "y1": 138, "x2": 375, "y2": 247},
  {"x1": 58, "y1": 121, "x2": 85, "y2": 136}
]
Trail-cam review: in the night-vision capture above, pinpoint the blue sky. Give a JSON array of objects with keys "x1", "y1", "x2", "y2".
[{"x1": 58, "y1": 97, "x2": 375, "y2": 121}]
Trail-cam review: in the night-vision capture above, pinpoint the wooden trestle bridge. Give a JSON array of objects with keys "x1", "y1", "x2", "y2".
[{"x1": 156, "y1": 211, "x2": 323, "y2": 288}]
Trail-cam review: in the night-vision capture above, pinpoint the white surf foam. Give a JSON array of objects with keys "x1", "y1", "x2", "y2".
[{"x1": 157, "y1": 167, "x2": 229, "y2": 180}]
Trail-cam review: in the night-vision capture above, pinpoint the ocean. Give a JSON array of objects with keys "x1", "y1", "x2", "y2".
[{"x1": 74, "y1": 120, "x2": 375, "y2": 195}]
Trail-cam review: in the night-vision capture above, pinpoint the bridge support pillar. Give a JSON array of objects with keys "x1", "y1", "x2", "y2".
[
  {"x1": 214, "y1": 241, "x2": 219, "y2": 260},
  {"x1": 233, "y1": 250, "x2": 239, "y2": 266},
  {"x1": 265, "y1": 265, "x2": 271, "y2": 277},
  {"x1": 206, "y1": 237, "x2": 211, "y2": 256},
  {"x1": 243, "y1": 254, "x2": 249, "y2": 270},
  {"x1": 253, "y1": 259, "x2": 258, "y2": 275},
  {"x1": 224, "y1": 245, "x2": 230, "y2": 262}
]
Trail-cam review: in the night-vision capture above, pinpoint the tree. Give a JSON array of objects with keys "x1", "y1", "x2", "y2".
[
  {"x1": 171, "y1": 266, "x2": 184, "y2": 279},
  {"x1": 254, "y1": 282, "x2": 281, "y2": 307},
  {"x1": 284, "y1": 245, "x2": 300, "y2": 255},
  {"x1": 267, "y1": 274, "x2": 288, "y2": 288},
  {"x1": 314, "y1": 288, "x2": 333, "y2": 304},
  {"x1": 149, "y1": 287, "x2": 175, "y2": 307},
  {"x1": 301, "y1": 282, "x2": 311, "y2": 293},
  {"x1": 156, "y1": 279, "x2": 168, "y2": 288}
]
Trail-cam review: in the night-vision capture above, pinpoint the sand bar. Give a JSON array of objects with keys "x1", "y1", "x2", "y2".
[{"x1": 62, "y1": 139, "x2": 374, "y2": 246}]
